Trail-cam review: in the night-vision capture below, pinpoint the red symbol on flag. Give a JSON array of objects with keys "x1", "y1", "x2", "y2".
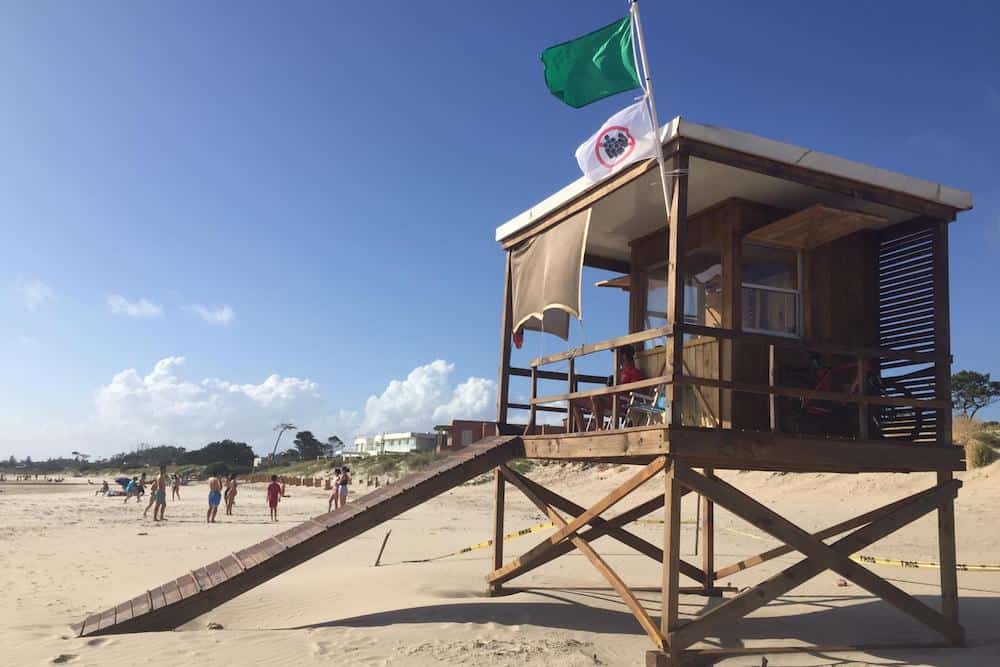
[{"x1": 594, "y1": 125, "x2": 636, "y2": 168}]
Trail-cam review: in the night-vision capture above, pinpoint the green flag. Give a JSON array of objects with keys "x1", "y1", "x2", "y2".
[{"x1": 541, "y1": 16, "x2": 641, "y2": 109}]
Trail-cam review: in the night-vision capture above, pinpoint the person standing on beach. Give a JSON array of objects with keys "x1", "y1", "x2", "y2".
[
  {"x1": 224, "y1": 474, "x2": 238, "y2": 516},
  {"x1": 206, "y1": 475, "x2": 222, "y2": 523},
  {"x1": 142, "y1": 476, "x2": 159, "y2": 518},
  {"x1": 266, "y1": 474, "x2": 281, "y2": 522},
  {"x1": 150, "y1": 466, "x2": 167, "y2": 521},
  {"x1": 327, "y1": 468, "x2": 342, "y2": 512},
  {"x1": 338, "y1": 466, "x2": 351, "y2": 507},
  {"x1": 171, "y1": 474, "x2": 181, "y2": 500},
  {"x1": 124, "y1": 476, "x2": 140, "y2": 503}
]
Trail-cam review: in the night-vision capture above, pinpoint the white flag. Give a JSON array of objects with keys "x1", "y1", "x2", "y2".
[{"x1": 575, "y1": 97, "x2": 657, "y2": 183}]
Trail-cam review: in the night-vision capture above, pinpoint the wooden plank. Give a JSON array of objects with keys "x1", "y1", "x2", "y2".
[
  {"x1": 932, "y1": 221, "x2": 952, "y2": 446},
  {"x1": 668, "y1": 426, "x2": 964, "y2": 473},
  {"x1": 533, "y1": 374, "x2": 671, "y2": 406},
  {"x1": 80, "y1": 613, "x2": 102, "y2": 637},
  {"x1": 666, "y1": 151, "x2": 690, "y2": 427},
  {"x1": 489, "y1": 468, "x2": 505, "y2": 595},
  {"x1": 75, "y1": 436, "x2": 524, "y2": 636},
  {"x1": 130, "y1": 593, "x2": 151, "y2": 617},
  {"x1": 745, "y1": 204, "x2": 887, "y2": 250},
  {"x1": 162, "y1": 580, "x2": 183, "y2": 606},
  {"x1": 191, "y1": 567, "x2": 214, "y2": 592},
  {"x1": 489, "y1": 458, "x2": 665, "y2": 584},
  {"x1": 497, "y1": 252, "x2": 513, "y2": 427},
  {"x1": 97, "y1": 606, "x2": 117, "y2": 631},
  {"x1": 499, "y1": 460, "x2": 665, "y2": 649},
  {"x1": 937, "y1": 471, "x2": 961, "y2": 642},
  {"x1": 523, "y1": 425, "x2": 667, "y2": 459},
  {"x1": 509, "y1": 366, "x2": 609, "y2": 384},
  {"x1": 700, "y1": 468, "x2": 715, "y2": 591},
  {"x1": 148, "y1": 586, "x2": 168, "y2": 611},
  {"x1": 685, "y1": 139, "x2": 958, "y2": 221},
  {"x1": 584, "y1": 253, "x2": 630, "y2": 274},
  {"x1": 672, "y1": 467, "x2": 964, "y2": 646},
  {"x1": 491, "y1": 468, "x2": 703, "y2": 584},
  {"x1": 114, "y1": 599, "x2": 134, "y2": 624},
  {"x1": 176, "y1": 574, "x2": 199, "y2": 599},
  {"x1": 661, "y1": 460, "x2": 683, "y2": 635},
  {"x1": 531, "y1": 327, "x2": 670, "y2": 368},
  {"x1": 675, "y1": 481, "x2": 959, "y2": 650}
]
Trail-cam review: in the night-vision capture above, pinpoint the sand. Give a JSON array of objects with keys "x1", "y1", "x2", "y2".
[{"x1": 3, "y1": 463, "x2": 1000, "y2": 666}]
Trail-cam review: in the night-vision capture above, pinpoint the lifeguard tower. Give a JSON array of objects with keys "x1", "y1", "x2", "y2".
[{"x1": 491, "y1": 117, "x2": 972, "y2": 664}]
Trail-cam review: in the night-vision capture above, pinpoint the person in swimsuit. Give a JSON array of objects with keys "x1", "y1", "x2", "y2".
[
  {"x1": 206, "y1": 476, "x2": 222, "y2": 523},
  {"x1": 142, "y1": 476, "x2": 159, "y2": 519},
  {"x1": 151, "y1": 466, "x2": 167, "y2": 521},
  {"x1": 123, "y1": 476, "x2": 139, "y2": 503},
  {"x1": 266, "y1": 474, "x2": 281, "y2": 522},
  {"x1": 328, "y1": 468, "x2": 342, "y2": 512},
  {"x1": 224, "y1": 474, "x2": 238, "y2": 516},
  {"x1": 171, "y1": 473, "x2": 181, "y2": 500},
  {"x1": 338, "y1": 467, "x2": 351, "y2": 506}
]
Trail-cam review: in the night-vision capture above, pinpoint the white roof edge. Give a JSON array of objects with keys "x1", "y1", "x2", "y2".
[{"x1": 495, "y1": 116, "x2": 973, "y2": 243}]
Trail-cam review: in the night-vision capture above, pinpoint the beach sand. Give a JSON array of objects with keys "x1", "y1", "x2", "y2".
[{"x1": 3, "y1": 462, "x2": 1000, "y2": 666}]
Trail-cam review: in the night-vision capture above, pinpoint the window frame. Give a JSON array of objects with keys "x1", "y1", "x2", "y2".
[{"x1": 740, "y1": 243, "x2": 803, "y2": 339}]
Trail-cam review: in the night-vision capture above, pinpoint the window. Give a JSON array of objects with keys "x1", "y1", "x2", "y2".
[
  {"x1": 741, "y1": 244, "x2": 800, "y2": 337},
  {"x1": 684, "y1": 250, "x2": 723, "y2": 328},
  {"x1": 644, "y1": 263, "x2": 668, "y2": 331}
]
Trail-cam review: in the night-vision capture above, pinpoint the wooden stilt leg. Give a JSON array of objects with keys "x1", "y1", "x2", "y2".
[
  {"x1": 488, "y1": 467, "x2": 505, "y2": 596},
  {"x1": 700, "y1": 467, "x2": 715, "y2": 595},
  {"x1": 936, "y1": 470, "x2": 963, "y2": 645},
  {"x1": 662, "y1": 460, "x2": 684, "y2": 639}
]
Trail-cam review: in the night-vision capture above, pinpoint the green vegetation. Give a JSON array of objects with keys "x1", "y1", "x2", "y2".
[
  {"x1": 966, "y1": 439, "x2": 997, "y2": 468},
  {"x1": 952, "y1": 370, "x2": 1000, "y2": 419}
]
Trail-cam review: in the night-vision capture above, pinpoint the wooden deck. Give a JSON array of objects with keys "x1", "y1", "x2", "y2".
[
  {"x1": 521, "y1": 425, "x2": 965, "y2": 473},
  {"x1": 72, "y1": 435, "x2": 524, "y2": 637}
]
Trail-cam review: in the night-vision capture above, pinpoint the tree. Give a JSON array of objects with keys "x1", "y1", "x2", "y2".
[
  {"x1": 293, "y1": 430, "x2": 327, "y2": 459},
  {"x1": 327, "y1": 435, "x2": 343, "y2": 453},
  {"x1": 270, "y1": 422, "x2": 297, "y2": 459},
  {"x1": 182, "y1": 440, "x2": 254, "y2": 468},
  {"x1": 952, "y1": 370, "x2": 1000, "y2": 418}
]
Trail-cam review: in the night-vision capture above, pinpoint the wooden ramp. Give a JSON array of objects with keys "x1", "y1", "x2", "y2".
[{"x1": 72, "y1": 435, "x2": 523, "y2": 637}]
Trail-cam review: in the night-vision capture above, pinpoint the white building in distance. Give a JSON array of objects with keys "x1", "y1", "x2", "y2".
[{"x1": 352, "y1": 432, "x2": 437, "y2": 456}]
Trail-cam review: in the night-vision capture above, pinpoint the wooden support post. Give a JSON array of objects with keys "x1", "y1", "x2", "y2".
[
  {"x1": 768, "y1": 344, "x2": 777, "y2": 432},
  {"x1": 937, "y1": 470, "x2": 962, "y2": 643},
  {"x1": 661, "y1": 459, "x2": 684, "y2": 640},
  {"x1": 665, "y1": 150, "x2": 689, "y2": 427},
  {"x1": 611, "y1": 347, "x2": 620, "y2": 429},
  {"x1": 488, "y1": 468, "x2": 506, "y2": 596},
  {"x1": 497, "y1": 253, "x2": 514, "y2": 429},
  {"x1": 857, "y1": 354, "x2": 870, "y2": 439},
  {"x1": 700, "y1": 467, "x2": 715, "y2": 594},
  {"x1": 528, "y1": 367, "x2": 538, "y2": 434},
  {"x1": 568, "y1": 357, "x2": 577, "y2": 432},
  {"x1": 932, "y1": 220, "x2": 952, "y2": 445}
]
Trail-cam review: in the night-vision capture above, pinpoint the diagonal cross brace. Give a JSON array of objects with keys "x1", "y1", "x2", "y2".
[
  {"x1": 500, "y1": 461, "x2": 666, "y2": 649},
  {"x1": 489, "y1": 458, "x2": 665, "y2": 584},
  {"x1": 673, "y1": 467, "x2": 964, "y2": 647},
  {"x1": 489, "y1": 467, "x2": 705, "y2": 585}
]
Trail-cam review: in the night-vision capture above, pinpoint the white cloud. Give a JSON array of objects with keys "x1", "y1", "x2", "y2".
[
  {"x1": 13, "y1": 277, "x2": 55, "y2": 311},
  {"x1": 107, "y1": 294, "x2": 164, "y2": 318},
  {"x1": 360, "y1": 360, "x2": 495, "y2": 434},
  {"x1": 187, "y1": 304, "x2": 234, "y2": 325},
  {"x1": 2, "y1": 357, "x2": 494, "y2": 458}
]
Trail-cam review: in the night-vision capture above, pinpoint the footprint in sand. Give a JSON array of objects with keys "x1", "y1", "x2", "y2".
[
  {"x1": 52, "y1": 654, "x2": 77, "y2": 664},
  {"x1": 86, "y1": 637, "x2": 109, "y2": 647}
]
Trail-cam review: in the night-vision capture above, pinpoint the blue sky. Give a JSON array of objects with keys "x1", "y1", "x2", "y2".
[{"x1": 2, "y1": 1, "x2": 998, "y2": 458}]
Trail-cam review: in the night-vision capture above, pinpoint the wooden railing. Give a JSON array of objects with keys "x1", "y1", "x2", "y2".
[{"x1": 518, "y1": 323, "x2": 950, "y2": 441}]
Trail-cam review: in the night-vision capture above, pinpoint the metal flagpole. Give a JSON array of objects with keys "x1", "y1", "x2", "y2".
[{"x1": 630, "y1": 0, "x2": 673, "y2": 220}]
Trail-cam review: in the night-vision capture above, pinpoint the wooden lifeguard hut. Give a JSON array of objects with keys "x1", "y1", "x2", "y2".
[{"x1": 490, "y1": 117, "x2": 973, "y2": 664}]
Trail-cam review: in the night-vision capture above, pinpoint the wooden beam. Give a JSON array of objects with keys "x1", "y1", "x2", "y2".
[
  {"x1": 489, "y1": 458, "x2": 665, "y2": 584},
  {"x1": 490, "y1": 469, "x2": 705, "y2": 585},
  {"x1": 497, "y1": 253, "x2": 513, "y2": 427},
  {"x1": 685, "y1": 139, "x2": 959, "y2": 221},
  {"x1": 672, "y1": 467, "x2": 964, "y2": 646},
  {"x1": 661, "y1": 459, "x2": 684, "y2": 637},
  {"x1": 700, "y1": 468, "x2": 715, "y2": 592},
  {"x1": 937, "y1": 470, "x2": 962, "y2": 643},
  {"x1": 509, "y1": 366, "x2": 609, "y2": 385},
  {"x1": 932, "y1": 221, "x2": 953, "y2": 446},
  {"x1": 488, "y1": 468, "x2": 505, "y2": 595},
  {"x1": 666, "y1": 151, "x2": 690, "y2": 427},
  {"x1": 673, "y1": 480, "x2": 960, "y2": 650},
  {"x1": 522, "y1": 425, "x2": 667, "y2": 460},
  {"x1": 498, "y1": 462, "x2": 665, "y2": 649},
  {"x1": 533, "y1": 374, "x2": 671, "y2": 406},
  {"x1": 531, "y1": 326, "x2": 670, "y2": 367}
]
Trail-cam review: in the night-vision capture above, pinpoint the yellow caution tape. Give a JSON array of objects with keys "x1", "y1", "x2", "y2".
[
  {"x1": 403, "y1": 521, "x2": 556, "y2": 563},
  {"x1": 718, "y1": 525, "x2": 1000, "y2": 572}
]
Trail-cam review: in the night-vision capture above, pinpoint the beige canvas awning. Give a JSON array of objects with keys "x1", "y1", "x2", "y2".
[{"x1": 511, "y1": 209, "x2": 591, "y2": 341}]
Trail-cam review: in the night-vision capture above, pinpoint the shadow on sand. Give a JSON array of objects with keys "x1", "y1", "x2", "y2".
[{"x1": 289, "y1": 589, "x2": 1000, "y2": 665}]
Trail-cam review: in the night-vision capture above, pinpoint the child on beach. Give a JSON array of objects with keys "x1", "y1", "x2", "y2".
[
  {"x1": 338, "y1": 466, "x2": 351, "y2": 507},
  {"x1": 267, "y1": 474, "x2": 281, "y2": 522},
  {"x1": 124, "y1": 476, "x2": 140, "y2": 503}
]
